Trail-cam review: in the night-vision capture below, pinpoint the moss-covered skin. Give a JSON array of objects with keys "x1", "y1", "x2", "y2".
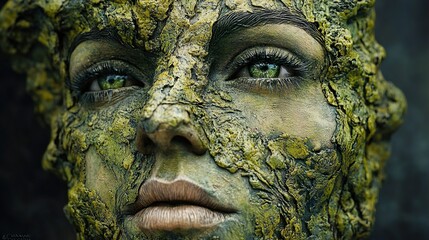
[{"x1": 0, "y1": 0, "x2": 406, "y2": 239}]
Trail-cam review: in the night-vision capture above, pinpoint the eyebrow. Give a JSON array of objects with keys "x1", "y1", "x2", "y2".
[
  {"x1": 210, "y1": 10, "x2": 323, "y2": 48},
  {"x1": 67, "y1": 10, "x2": 323, "y2": 63},
  {"x1": 69, "y1": 10, "x2": 321, "y2": 54}
]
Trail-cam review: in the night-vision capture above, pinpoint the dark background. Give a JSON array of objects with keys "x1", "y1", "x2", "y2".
[{"x1": 0, "y1": 1, "x2": 428, "y2": 239}]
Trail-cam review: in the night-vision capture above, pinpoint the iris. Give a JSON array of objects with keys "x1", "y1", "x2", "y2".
[
  {"x1": 98, "y1": 75, "x2": 127, "y2": 90},
  {"x1": 249, "y1": 63, "x2": 280, "y2": 78}
]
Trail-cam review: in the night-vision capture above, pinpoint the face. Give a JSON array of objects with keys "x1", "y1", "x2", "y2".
[
  {"x1": 0, "y1": 0, "x2": 407, "y2": 239},
  {"x1": 65, "y1": 4, "x2": 339, "y2": 239}
]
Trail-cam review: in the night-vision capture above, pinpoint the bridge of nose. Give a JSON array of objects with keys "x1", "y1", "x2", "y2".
[{"x1": 140, "y1": 0, "x2": 221, "y2": 119}]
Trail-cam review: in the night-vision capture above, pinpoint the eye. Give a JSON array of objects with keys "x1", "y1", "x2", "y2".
[
  {"x1": 235, "y1": 62, "x2": 293, "y2": 79},
  {"x1": 249, "y1": 63, "x2": 280, "y2": 78},
  {"x1": 225, "y1": 47, "x2": 308, "y2": 91},
  {"x1": 70, "y1": 60, "x2": 149, "y2": 103},
  {"x1": 90, "y1": 74, "x2": 128, "y2": 91}
]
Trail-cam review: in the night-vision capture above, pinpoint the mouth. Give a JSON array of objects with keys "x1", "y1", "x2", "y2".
[{"x1": 125, "y1": 178, "x2": 237, "y2": 232}]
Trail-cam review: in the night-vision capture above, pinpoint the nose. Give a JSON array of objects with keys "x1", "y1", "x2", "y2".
[{"x1": 136, "y1": 104, "x2": 207, "y2": 155}]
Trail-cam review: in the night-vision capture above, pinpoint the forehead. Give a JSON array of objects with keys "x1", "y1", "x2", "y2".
[{"x1": 65, "y1": 0, "x2": 320, "y2": 55}]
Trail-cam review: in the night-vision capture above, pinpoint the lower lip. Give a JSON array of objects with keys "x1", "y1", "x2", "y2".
[{"x1": 132, "y1": 205, "x2": 228, "y2": 231}]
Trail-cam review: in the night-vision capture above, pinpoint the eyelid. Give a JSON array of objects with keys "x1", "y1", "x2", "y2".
[
  {"x1": 226, "y1": 46, "x2": 310, "y2": 81},
  {"x1": 70, "y1": 60, "x2": 150, "y2": 95},
  {"x1": 79, "y1": 87, "x2": 141, "y2": 106},
  {"x1": 228, "y1": 76, "x2": 305, "y2": 93}
]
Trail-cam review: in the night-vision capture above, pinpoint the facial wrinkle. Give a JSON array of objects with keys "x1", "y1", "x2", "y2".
[
  {"x1": 204, "y1": 94, "x2": 342, "y2": 238},
  {"x1": 0, "y1": 0, "x2": 407, "y2": 239}
]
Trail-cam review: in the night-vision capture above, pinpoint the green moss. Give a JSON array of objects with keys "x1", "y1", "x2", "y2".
[
  {"x1": 285, "y1": 138, "x2": 310, "y2": 159},
  {"x1": 0, "y1": 0, "x2": 406, "y2": 239},
  {"x1": 65, "y1": 182, "x2": 120, "y2": 239}
]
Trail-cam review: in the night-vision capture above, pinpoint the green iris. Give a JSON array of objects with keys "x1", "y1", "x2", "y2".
[
  {"x1": 249, "y1": 63, "x2": 280, "y2": 78},
  {"x1": 98, "y1": 75, "x2": 127, "y2": 90}
]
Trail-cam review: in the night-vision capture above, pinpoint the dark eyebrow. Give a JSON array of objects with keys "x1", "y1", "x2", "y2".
[{"x1": 210, "y1": 10, "x2": 323, "y2": 48}]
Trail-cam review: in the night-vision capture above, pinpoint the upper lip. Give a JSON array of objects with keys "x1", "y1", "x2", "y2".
[{"x1": 125, "y1": 178, "x2": 236, "y2": 215}]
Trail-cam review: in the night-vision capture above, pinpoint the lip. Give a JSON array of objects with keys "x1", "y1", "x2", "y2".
[{"x1": 126, "y1": 178, "x2": 237, "y2": 231}]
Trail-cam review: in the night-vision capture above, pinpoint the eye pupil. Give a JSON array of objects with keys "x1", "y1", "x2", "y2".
[
  {"x1": 249, "y1": 63, "x2": 280, "y2": 78},
  {"x1": 98, "y1": 75, "x2": 127, "y2": 90}
]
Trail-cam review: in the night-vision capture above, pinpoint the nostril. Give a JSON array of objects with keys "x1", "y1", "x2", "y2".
[
  {"x1": 137, "y1": 134, "x2": 206, "y2": 155},
  {"x1": 137, "y1": 132, "x2": 155, "y2": 155},
  {"x1": 171, "y1": 135, "x2": 193, "y2": 151},
  {"x1": 136, "y1": 118, "x2": 208, "y2": 155},
  {"x1": 172, "y1": 133, "x2": 206, "y2": 156},
  {"x1": 171, "y1": 135, "x2": 191, "y2": 145}
]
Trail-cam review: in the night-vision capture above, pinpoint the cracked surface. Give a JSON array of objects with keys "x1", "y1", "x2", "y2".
[{"x1": 0, "y1": 0, "x2": 406, "y2": 239}]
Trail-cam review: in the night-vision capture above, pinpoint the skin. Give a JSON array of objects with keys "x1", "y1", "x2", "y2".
[{"x1": 0, "y1": 0, "x2": 406, "y2": 239}]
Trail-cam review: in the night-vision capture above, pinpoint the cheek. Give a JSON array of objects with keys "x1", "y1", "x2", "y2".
[
  {"x1": 67, "y1": 110, "x2": 136, "y2": 172},
  {"x1": 225, "y1": 83, "x2": 337, "y2": 148},
  {"x1": 85, "y1": 147, "x2": 120, "y2": 210},
  {"x1": 204, "y1": 88, "x2": 342, "y2": 237},
  {"x1": 63, "y1": 102, "x2": 151, "y2": 208}
]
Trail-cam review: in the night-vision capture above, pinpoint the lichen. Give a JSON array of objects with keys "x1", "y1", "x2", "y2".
[{"x1": 0, "y1": 0, "x2": 406, "y2": 239}]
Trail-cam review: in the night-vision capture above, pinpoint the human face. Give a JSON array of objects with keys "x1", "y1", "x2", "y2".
[{"x1": 66, "y1": 3, "x2": 337, "y2": 239}]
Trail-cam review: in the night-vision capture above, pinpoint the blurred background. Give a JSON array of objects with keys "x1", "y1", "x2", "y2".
[
  {"x1": 0, "y1": 0, "x2": 428, "y2": 239},
  {"x1": 371, "y1": 0, "x2": 429, "y2": 239}
]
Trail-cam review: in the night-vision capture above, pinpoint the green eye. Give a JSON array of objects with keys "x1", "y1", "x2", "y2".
[
  {"x1": 249, "y1": 63, "x2": 280, "y2": 78},
  {"x1": 97, "y1": 75, "x2": 127, "y2": 90}
]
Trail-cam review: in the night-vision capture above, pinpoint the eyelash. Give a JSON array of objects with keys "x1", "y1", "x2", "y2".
[
  {"x1": 227, "y1": 47, "x2": 310, "y2": 91},
  {"x1": 70, "y1": 48, "x2": 309, "y2": 104},
  {"x1": 70, "y1": 60, "x2": 145, "y2": 104}
]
